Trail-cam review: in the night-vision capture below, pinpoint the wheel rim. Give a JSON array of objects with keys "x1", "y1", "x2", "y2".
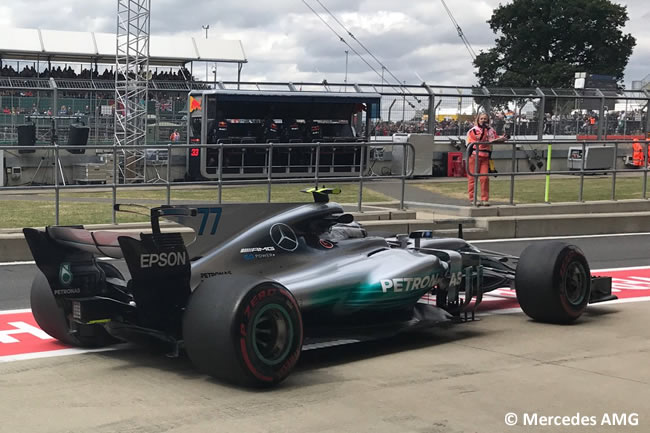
[
  {"x1": 563, "y1": 261, "x2": 588, "y2": 306},
  {"x1": 251, "y1": 303, "x2": 294, "y2": 366}
]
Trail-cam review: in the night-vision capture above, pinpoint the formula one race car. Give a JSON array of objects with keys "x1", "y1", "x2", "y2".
[{"x1": 23, "y1": 188, "x2": 616, "y2": 387}]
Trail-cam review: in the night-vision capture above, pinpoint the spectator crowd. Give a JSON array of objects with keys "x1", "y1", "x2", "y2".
[
  {"x1": 0, "y1": 65, "x2": 195, "y2": 81},
  {"x1": 432, "y1": 110, "x2": 647, "y2": 138},
  {"x1": 368, "y1": 108, "x2": 647, "y2": 139}
]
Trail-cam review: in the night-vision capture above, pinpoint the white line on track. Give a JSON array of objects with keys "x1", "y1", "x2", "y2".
[
  {"x1": 482, "y1": 296, "x2": 650, "y2": 316},
  {"x1": 0, "y1": 345, "x2": 125, "y2": 363},
  {"x1": 470, "y1": 232, "x2": 650, "y2": 243},
  {"x1": 592, "y1": 265, "x2": 650, "y2": 272},
  {"x1": 0, "y1": 260, "x2": 36, "y2": 266},
  {"x1": 0, "y1": 308, "x2": 32, "y2": 315},
  {"x1": 0, "y1": 257, "x2": 116, "y2": 267}
]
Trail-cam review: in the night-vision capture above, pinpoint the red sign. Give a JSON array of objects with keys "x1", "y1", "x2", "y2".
[
  {"x1": 1, "y1": 267, "x2": 649, "y2": 362},
  {"x1": 0, "y1": 311, "x2": 68, "y2": 358},
  {"x1": 577, "y1": 135, "x2": 645, "y2": 141},
  {"x1": 189, "y1": 96, "x2": 202, "y2": 113}
]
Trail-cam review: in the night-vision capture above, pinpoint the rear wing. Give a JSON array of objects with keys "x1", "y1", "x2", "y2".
[
  {"x1": 113, "y1": 204, "x2": 198, "y2": 236},
  {"x1": 23, "y1": 228, "x2": 109, "y2": 299},
  {"x1": 118, "y1": 231, "x2": 192, "y2": 319}
]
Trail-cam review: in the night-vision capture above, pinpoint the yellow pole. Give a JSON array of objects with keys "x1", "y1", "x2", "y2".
[{"x1": 545, "y1": 143, "x2": 552, "y2": 203}]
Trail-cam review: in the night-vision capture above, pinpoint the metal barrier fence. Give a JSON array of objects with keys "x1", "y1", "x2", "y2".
[
  {"x1": 0, "y1": 141, "x2": 415, "y2": 226},
  {"x1": 467, "y1": 139, "x2": 650, "y2": 207},
  {"x1": 214, "y1": 81, "x2": 650, "y2": 140}
]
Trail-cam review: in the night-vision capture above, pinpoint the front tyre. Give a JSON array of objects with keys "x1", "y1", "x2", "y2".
[
  {"x1": 183, "y1": 280, "x2": 303, "y2": 387},
  {"x1": 515, "y1": 242, "x2": 591, "y2": 324}
]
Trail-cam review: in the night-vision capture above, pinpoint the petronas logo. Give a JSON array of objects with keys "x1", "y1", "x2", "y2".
[{"x1": 59, "y1": 263, "x2": 73, "y2": 286}]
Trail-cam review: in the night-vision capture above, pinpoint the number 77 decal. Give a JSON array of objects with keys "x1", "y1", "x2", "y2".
[{"x1": 197, "y1": 208, "x2": 222, "y2": 236}]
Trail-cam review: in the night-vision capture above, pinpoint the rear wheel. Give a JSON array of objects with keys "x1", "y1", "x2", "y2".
[
  {"x1": 31, "y1": 271, "x2": 78, "y2": 346},
  {"x1": 183, "y1": 280, "x2": 303, "y2": 387},
  {"x1": 515, "y1": 242, "x2": 591, "y2": 324}
]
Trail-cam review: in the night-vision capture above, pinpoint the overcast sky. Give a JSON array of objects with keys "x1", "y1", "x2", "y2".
[{"x1": 0, "y1": 0, "x2": 648, "y2": 88}]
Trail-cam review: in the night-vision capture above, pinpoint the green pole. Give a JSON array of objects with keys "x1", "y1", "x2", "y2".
[{"x1": 544, "y1": 143, "x2": 552, "y2": 203}]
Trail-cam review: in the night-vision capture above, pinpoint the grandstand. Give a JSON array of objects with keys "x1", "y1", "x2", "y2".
[{"x1": 0, "y1": 27, "x2": 247, "y2": 145}]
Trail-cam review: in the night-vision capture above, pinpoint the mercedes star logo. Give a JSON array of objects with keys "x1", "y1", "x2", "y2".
[{"x1": 270, "y1": 223, "x2": 299, "y2": 252}]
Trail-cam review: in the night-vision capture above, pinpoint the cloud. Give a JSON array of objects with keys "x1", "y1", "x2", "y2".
[{"x1": 1, "y1": 0, "x2": 647, "y2": 87}]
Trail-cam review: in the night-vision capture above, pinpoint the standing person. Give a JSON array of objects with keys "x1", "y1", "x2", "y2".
[
  {"x1": 466, "y1": 113, "x2": 508, "y2": 206},
  {"x1": 635, "y1": 133, "x2": 650, "y2": 167},
  {"x1": 632, "y1": 137, "x2": 645, "y2": 167}
]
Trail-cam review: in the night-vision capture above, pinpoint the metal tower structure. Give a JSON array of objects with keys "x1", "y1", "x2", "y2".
[{"x1": 115, "y1": 0, "x2": 151, "y2": 183}]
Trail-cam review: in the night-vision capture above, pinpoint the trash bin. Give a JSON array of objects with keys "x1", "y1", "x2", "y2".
[
  {"x1": 447, "y1": 152, "x2": 466, "y2": 177},
  {"x1": 567, "y1": 146, "x2": 615, "y2": 171}
]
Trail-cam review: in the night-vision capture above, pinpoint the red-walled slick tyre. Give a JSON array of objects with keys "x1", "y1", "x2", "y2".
[{"x1": 183, "y1": 278, "x2": 303, "y2": 387}]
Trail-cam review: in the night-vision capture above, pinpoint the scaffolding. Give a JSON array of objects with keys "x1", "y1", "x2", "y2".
[{"x1": 115, "y1": 0, "x2": 151, "y2": 183}]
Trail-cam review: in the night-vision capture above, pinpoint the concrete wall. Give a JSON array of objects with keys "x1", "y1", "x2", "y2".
[{"x1": 479, "y1": 211, "x2": 650, "y2": 239}]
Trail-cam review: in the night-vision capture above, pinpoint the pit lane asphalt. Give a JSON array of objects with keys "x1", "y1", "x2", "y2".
[
  {"x1": 1, "y1": 233, "x2": 649, "y2": 310},
  {"x1": 0, "y1": 233, "x2": 649, "y2": 433},
  {"x1": 1, "y1": 292, "x2": 648, "y2": 433}
]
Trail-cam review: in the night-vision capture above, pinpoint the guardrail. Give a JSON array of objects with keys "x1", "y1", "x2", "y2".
[
  {"x1": 467, "y1": 139, "x2": 650, "y2": 207},
  {"x1": 0, "y1": 141, "x2": 415, "y2": 225}
]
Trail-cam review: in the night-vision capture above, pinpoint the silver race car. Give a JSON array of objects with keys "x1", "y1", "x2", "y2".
[{"x1": 23, "y1": 188, "x2": 615, "y2": 387}]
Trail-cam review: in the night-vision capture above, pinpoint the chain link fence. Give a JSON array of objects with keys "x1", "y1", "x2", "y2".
[{"x1": 0, "y1": 80, "x2": 648, "y2": 146}]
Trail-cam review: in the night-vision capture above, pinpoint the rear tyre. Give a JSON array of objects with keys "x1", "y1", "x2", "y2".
[
  {"x1": 30, "y1": 270, "x2": 118, "y2": 348},
  {"x1": 515, "y1": 242, "x2": 591, "y2": 324},
  {"x1": 184, "y1": 280, "x2": 303, "y2": 387},
  {"x1": 31, "y1": 271, "x2": 78, "y2": 346}
]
